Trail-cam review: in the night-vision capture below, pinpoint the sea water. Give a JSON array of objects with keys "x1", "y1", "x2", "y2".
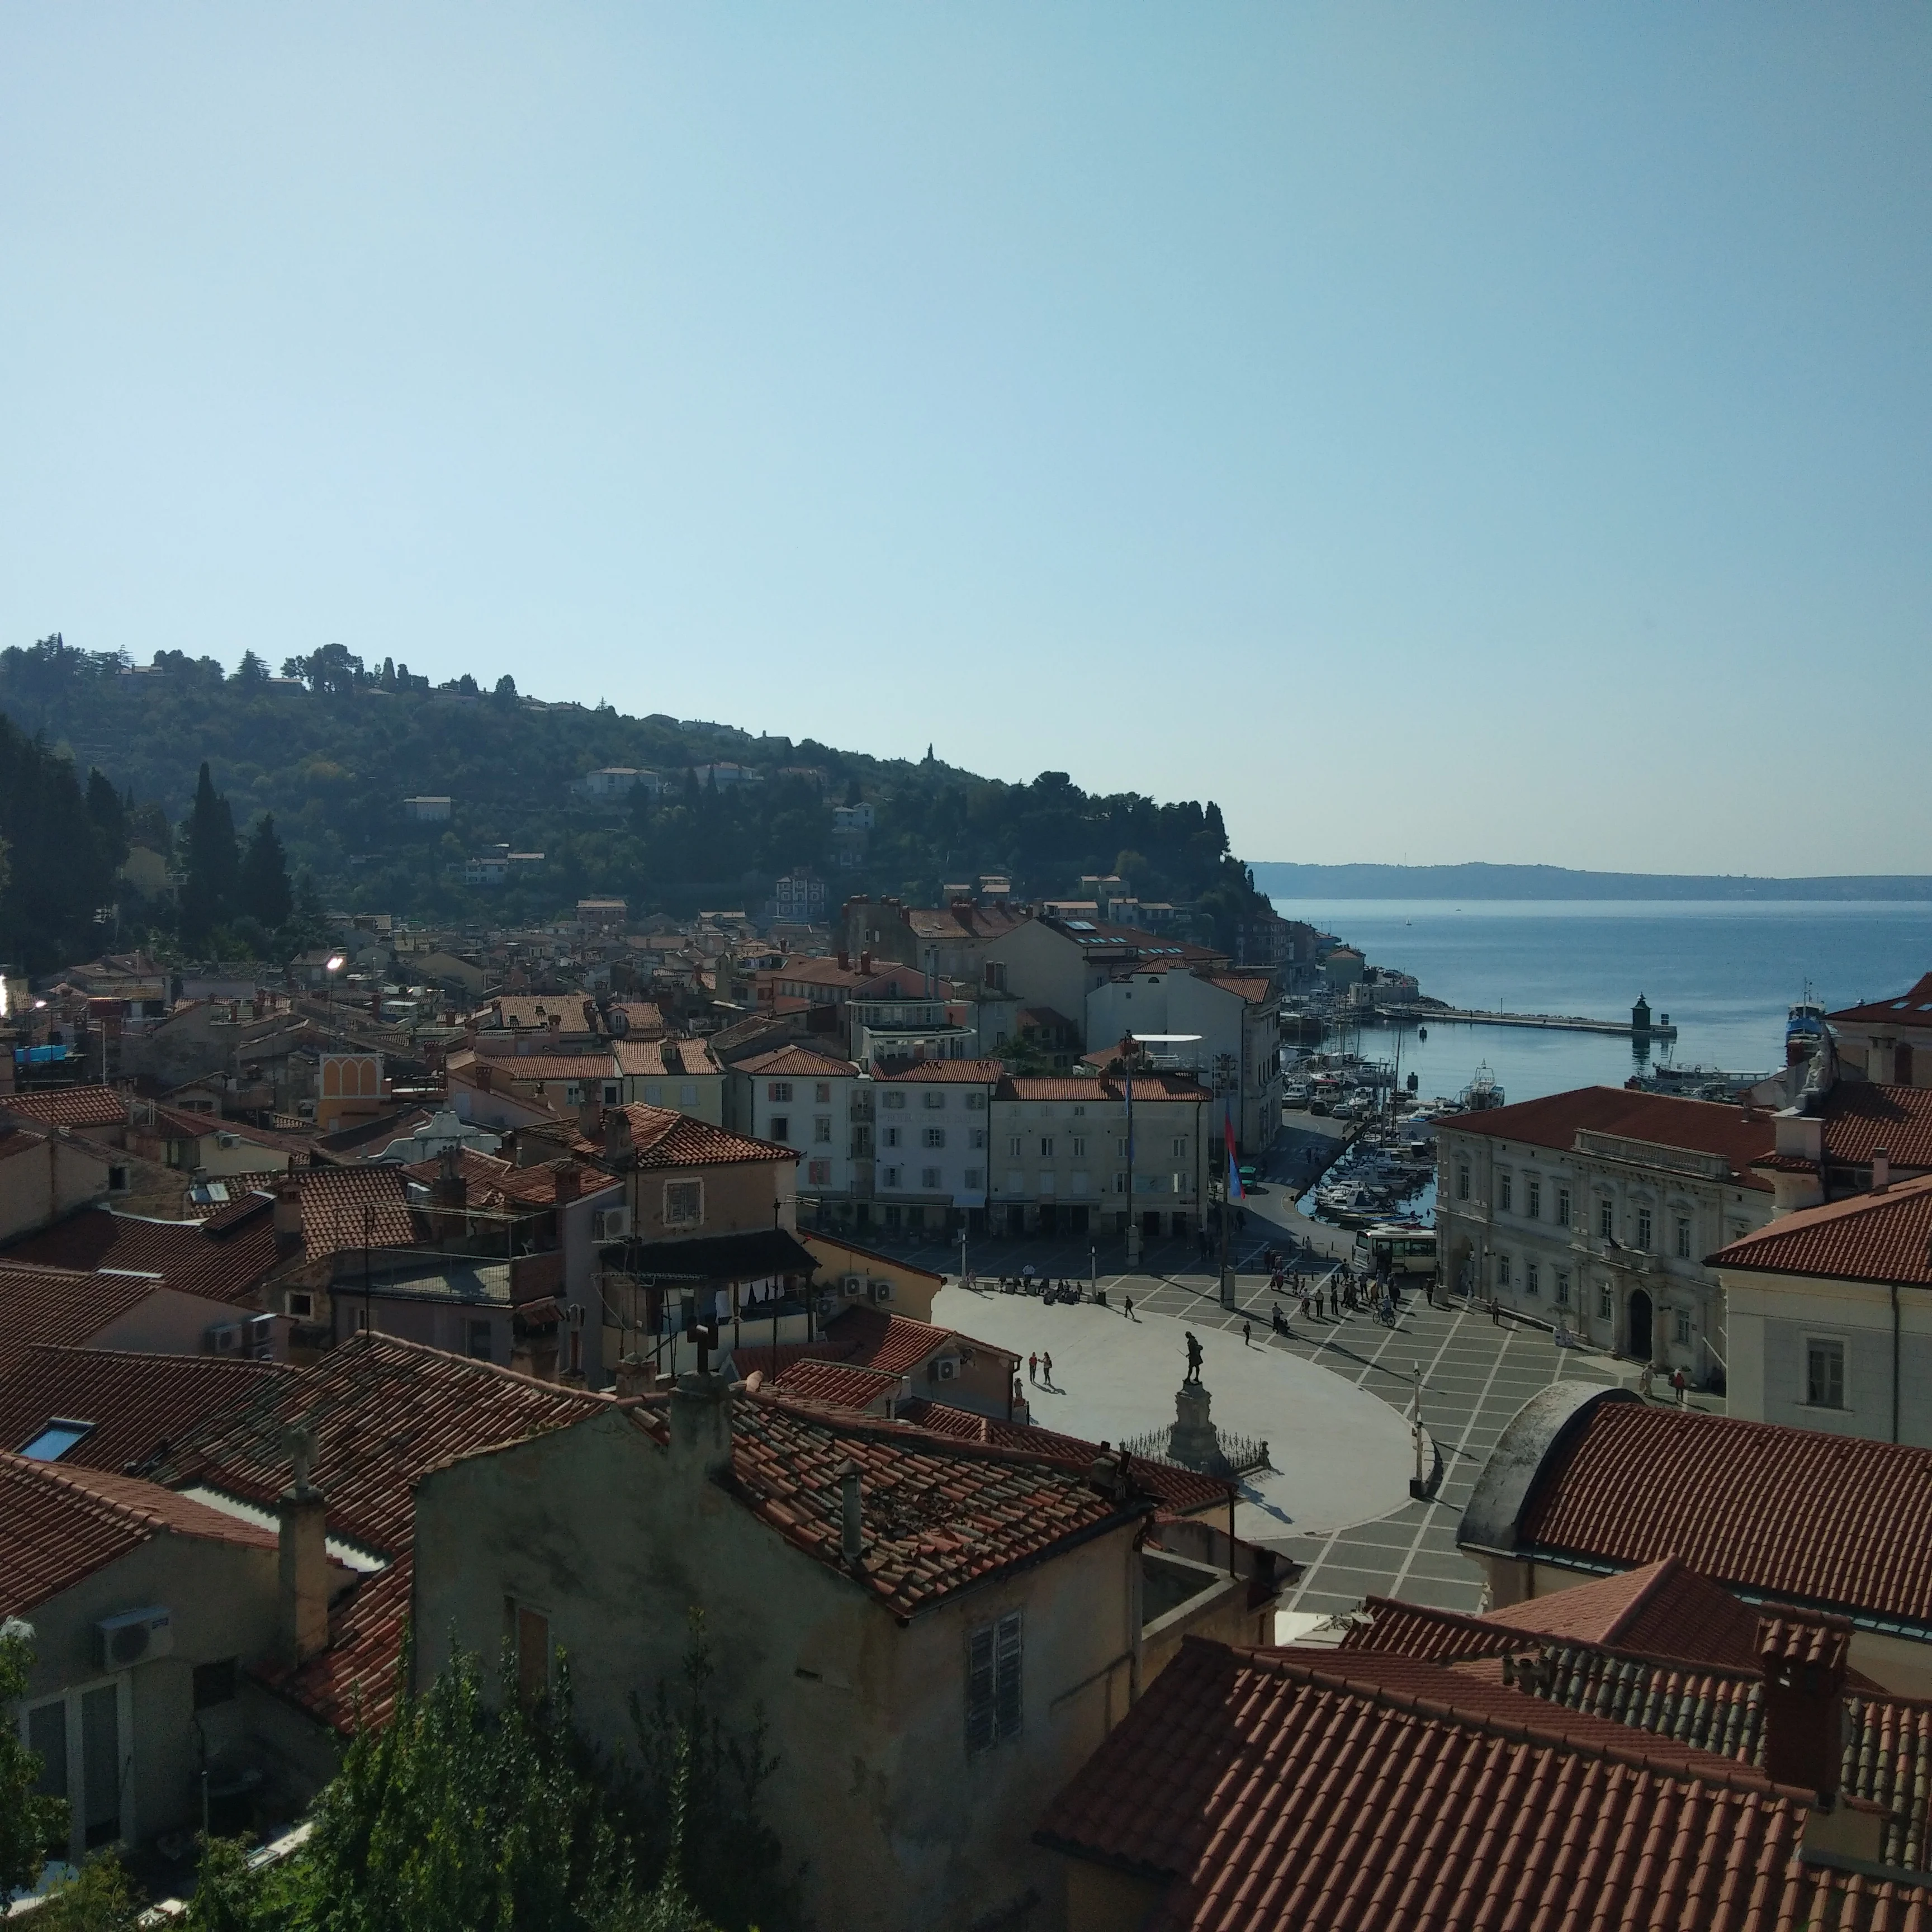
[{"x1": 1270, "y1": 899, "x2": 1932, "y2": 1107}]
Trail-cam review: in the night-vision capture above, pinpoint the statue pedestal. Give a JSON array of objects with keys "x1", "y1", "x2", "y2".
[{"x1": 1167, "y1": 1382, "x2": 1233, "y2": 1476}]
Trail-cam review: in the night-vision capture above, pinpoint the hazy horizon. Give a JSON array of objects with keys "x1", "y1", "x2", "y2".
[{"x1": 4, "y1": 6, "x2": 1928, "y2": 875}]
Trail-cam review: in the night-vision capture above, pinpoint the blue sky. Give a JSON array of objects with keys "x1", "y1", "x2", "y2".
[{"x1": 3, "y1": 6, "x2": 1927, "y2": 874}]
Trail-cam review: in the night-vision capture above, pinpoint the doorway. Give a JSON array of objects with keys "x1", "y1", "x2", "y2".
[{"x1": 1628, "y1": 1288, "x2": 1653, "y2": 1363}]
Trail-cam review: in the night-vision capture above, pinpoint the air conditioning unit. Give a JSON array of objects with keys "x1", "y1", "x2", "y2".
[
  {"x1": 935, "y1": 1356, "x2": 957, "y2": 1380},
  {"x1": 207, "y1": 1322, "x2": 245, "y2": 1356},
  {"x1": 842, "y1": 1275, "x2": 864, "y2": 1298},
  {"x1": 868, "y1": 1279, "x2": 893, "y2": 1303},
  {"x1": 216, "y1": 1132, "x2": 240, "y2": 1149},
  {"x1": 591, "y1": 1207, "x2": 630, "y2": 1241},
  {"x1": 96, "y1": 1606, "x2": 172, "y2": 1668}
]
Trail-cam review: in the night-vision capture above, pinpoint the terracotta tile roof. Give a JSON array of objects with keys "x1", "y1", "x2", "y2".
[
  {"x1": 1829, "y1": 974, "x2": 1932, "y2": 1027},
  {"x1": 1036, "y1": 1639, "x2": 1842, "y2": 1932},
  {"x1": 905, "y1": 905, "x2": 1030, "y2": 942},
  {"x1": 1202, "y1": 974, "x2": 1275, "y2": 1003},
  {"x1": 735, "y1": 1046, "x2": 859, "y2": 1078},
  {"x1": 897, "y1": 1398, "x2": 1234, "y2": 1517},
  {"x1": 818, "y1": 1303, "x2": 995, "y2": 1375},
  {"x1": 483, "y1": 1054, "x2": 617, "y2": 1083},
  {"x1": 1445, "y1": 1082, "x2": 1769, "y2": 1182},
  {"x1": 0, "y1": 1344, "x2": 287, "y2": 1475},
  {"x1": 1408, "y1": 1630, "x2": 1932, "y2": 1876},
  {"x1": 871, "y1": 1058, "x2": 1006, "y2": 1085},
  {"x1": 771, "y1": 1358, "x2": 905, "y2": 1410},
  {"x1": 4, "y1": 1208, "x2": 280, "y2": 1306},
  {"x1": 400, "y1": 1148, "x2": 615, "y2": 1210},
  {"x1": 0, "y1": 1124, "x2": 49, "y2": 1163},
  {"x1": 1512, "y1": 1403, "x2": 1932, "y2": 1636},
  {"x1": 612, "y1": 1038, "x2": 723, "y2": 1079},
  {"x1": 1338, "y1": 1597, "x2": 1521, "y2": 1664},
  {"x1": 1819, "y1": 1084, "x2": 1932, "y2": 1172},
  {"x1": 762, "y1": 955, "x2": 872, "y2": 988},
  {"x1": 295, "y1": 1166, "x2": 418, "y2": 1257},
  {"x1": 480, "y1": 995, "x2": 599, "y2": 1033},
  {"x1": 1485, "y1": 1555, "x2": 1772, "y2": 1671},
  {"x1": 0, "y1": 1261, "x2": 159, "y2": 1355},
  {"x1": 1714, "y1": 1176, "x2": 1932, "y2": 1286},
  {"x1": 0, "y1": 1085, "x2": 129, "y2": 1130},
  {"x1": 800, "y1": 1229, "x2": 945, "y2": 1285},
  {"x1": 728, "y1": 1393, "x2": 1144, "y2": 1620},
  {"x1": 149, "y1": 1332, "x2": 607, "y2": 1733},
  {"x1": 617, "y1": 1104, "x2": 795, "y2": 1168},
  {"x1": 1001, "y1": 1072, "x2": 1211, "y2": 1103},
  {"x1": 608, "y1": 1000, "x2": 665, "y2": 1036},
  {"x1": 1, "y1": 1448, "x2": 276, "y2": 1617},
  {"x1": 1437, "y1": 1085, "x2": 1778, "y2": 1190}
]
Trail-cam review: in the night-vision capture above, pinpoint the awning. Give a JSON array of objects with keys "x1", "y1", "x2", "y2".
[{"x1": 610, "y1": 1226, "x2": 817, "y2": 1283}]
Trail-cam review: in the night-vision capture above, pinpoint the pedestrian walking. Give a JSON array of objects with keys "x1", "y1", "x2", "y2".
[
  {"x1": 1242, "y1": 1320, "x2": 1252, "y2": 1347},
  {"x1": 1638, "y1": 1361, "x2": 1655, "y2": 1400},
  {"x1": 1028, "y1": 1351, "x2": 1038, "y2": 1384},
  {"x1": 1671, "y1": 1367, "x2": 1687, "y2": 1407},
  {"x1": 1490, "y1": 1296, "x2": 1501, "y2": 1325},
  {"x1": 1124, "y1": 1295, "x2": 1135, "y2": 1322},
  {"x1": 1041, "y1": 1351, "x2": 1054, "y2": 1388}
]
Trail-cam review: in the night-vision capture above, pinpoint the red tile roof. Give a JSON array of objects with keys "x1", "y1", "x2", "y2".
[
  {"x1": 0, "y1": 1085, "x2": 129, "y2": 1130},
  {"x1": 1713, "y1": 1175, "x2": 1932, "y2": 1286},
  {"x1": 1036, "y1": 1639, "x2": 1850, "y2": 1932},
  {"x1": 1829, "y1": 974, "x2": 1932, "y2": 1027},
  {"x1": 480, "y1": 996, "x2": 599, "y2": 1033},
  {"x1": 1483, "y1": 1555, "x2": 1771, "y2": 1671},
  {"x1": 150, "y1": 1333, "x2": 607, "y2": 1732},
  {"x1": 0, "y1": 1344, "x2": 287, "y2": 1475},
  {"x1": 1819, "y1": 1083, "x2": 1932, "y2": 1171},
  {"x1": 0, "y1": 1261, "x2": 163, "y2": 1355},
  {"x1": 617, "y1": 1104, "x2": 795, "y2": 1168},
  {"x1": 3, "y1": 1208, "x2": 280, "y2": 1306},
  {"x1": 870, "y1": 1058, "x2": 1006, "y2": 1085},
  {"x1": 728, "y1": 1392, "x2": 1144, "y2": 1620},
  {"x1": 481, "y1": 1053, "x2": 614, "y2": 1083},
  {"x1": 613, "y1": 1037, "x2": 723, "y2": 1079},
  {"x1": 1, "y1": 1449, "x2": 276, "y2": 1617},
  {"x1": 1002, "y1": 1072, "x2": 1211, "y2": 1103},
  {"x1": 400, "y1": 1148, "x2": 615, "y2": 1210},
  {"x1": 735, "y1": 1046, "x2": 859, "y2": 1078},
  {"x1": 772, "y1": 1358, "x2": 905, "y2": 1410},
  {"x1": 1438, "y1": 1085, "x2": 1778, "y2": 1190},
  {"x1": 295, "y1": 1166, "x2": 418, "y2": 1257},
  {"x1": 1512, "y1": 1403, "x2": 1932, "y2": 1636},
  {"x1": 1337, "y1": 1597, "x2": 1521, "y2": 1664},
  {"x1": 1202, "y1": 974, "x2": 1274, "y2": 1004},
  {"x1": 818, "y1": 1303, "x2": 1007, "y2": 1375},
  {"x1": 897, "y1": 1398, "x2": 1234, "y2": 1517}
]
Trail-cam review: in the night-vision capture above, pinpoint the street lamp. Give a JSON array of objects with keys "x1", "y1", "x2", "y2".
[{"x1": 324, "y1": 953, "x2": 346, "y2": 1038}]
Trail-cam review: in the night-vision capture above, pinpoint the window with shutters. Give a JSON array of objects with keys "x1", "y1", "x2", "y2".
[
  {"x1": 923, "y1": 1127, "x2": 946, "y2": 1148},
  {"x1": 768, "y1": 1082, "x2": 792, "y2": 1103},
  {"x1": 965, "y1": 1609, "x2": 1023, "y2": 1754}
]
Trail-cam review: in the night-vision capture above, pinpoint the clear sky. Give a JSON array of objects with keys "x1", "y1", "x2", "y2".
[{"x1": 3, "y1": 6, "x2": 1928, "y2": 874}]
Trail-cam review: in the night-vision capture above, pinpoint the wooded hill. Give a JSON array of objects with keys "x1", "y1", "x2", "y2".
[{"x1": 0, "y1": 634, "x2": 1266, "y2": 964}]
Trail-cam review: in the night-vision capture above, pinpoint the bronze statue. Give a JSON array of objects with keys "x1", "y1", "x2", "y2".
[{"x1": 1184, "y1": 1330, "x2": 1204, "y2": 1385}]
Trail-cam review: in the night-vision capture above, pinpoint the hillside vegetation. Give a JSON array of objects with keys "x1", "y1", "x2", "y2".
[{"x1": 0, "y1": 634, "x2": 1267, "y2": 965}]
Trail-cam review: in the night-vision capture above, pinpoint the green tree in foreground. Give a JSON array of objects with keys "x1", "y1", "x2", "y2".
[
  {"x1": 0, "y1": 1623, "x2": 68, "y2": 1892},
  {"x1": 237, "y1": 814, "x2": 293, "y2": 930}
]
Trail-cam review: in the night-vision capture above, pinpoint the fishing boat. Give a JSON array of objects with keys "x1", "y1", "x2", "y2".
[
  {"x1": 1787, "y1": 985, "x2": 1827, "y2": 1067},
  {"x1": 1456, "y1": 1062, "x2": 1505, "y2": 1112}
]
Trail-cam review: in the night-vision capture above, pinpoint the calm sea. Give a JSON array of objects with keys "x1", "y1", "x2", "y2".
[{"x1": 1269, "y1": 899, "x2": 1932, "y2": 1107}]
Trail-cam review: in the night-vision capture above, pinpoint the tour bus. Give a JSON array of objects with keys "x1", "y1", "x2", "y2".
[{"x1": 1352, "y1": 1223, "x2": 1438, "y2": 1277}]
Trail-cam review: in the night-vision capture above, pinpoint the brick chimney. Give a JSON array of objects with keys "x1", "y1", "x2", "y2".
[
  {"x1": 1873, "y1": 1145, "x2": 1892, "y2": 1194},
  {"x1": 669, "y1": 1371, "x2": 734, "y2": 1479},
  {"x1": 613, "y1": 1355, "x2": 658, "y2": 1399},
  {"x1": 552, "y1": 1160, "x2": 582, "y2": 1202},
  {"x1": 603, "y1": 1109, "x2": 633, "y2": 1164},
  {"x1": 277, "y1": 1424, "x2": 329, "y2": 1665},
  {"x1": 1759, "y1": 1613, "x2": 1850, "y2": 1798},
  {"x1": 474, "y1": 1062, "x2": 494, "y2": 1094},
  {"x1": 272, "y1": 1178, "x2": 303, "y2": 1246}
]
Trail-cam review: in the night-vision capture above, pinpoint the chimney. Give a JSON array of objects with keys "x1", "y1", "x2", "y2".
[
  {"x1": 1873, "y1": 1145, "x2": 1892, "y2": 1194},
  {"x1": 277, "y1": 1426, "x2": 329, "y2": 1665},
  {"x1": 553, "y1": 1161, "x2": 582, "y2": 1201},
  {"x1": 548, "y1": 1011, "x2": 562, "y2": 1039},
  {"x1": 474, "y1": 1062, "x2": 494, "y2": 1093},
  {"x1": 272, "y1": 1178, "x2": 303, "y2": 1244},
  {"x1": 839, "y1": 1457, "x2": 864, "y2": 1566},
  {"x1": 430, "y1": 1147, "x2": 468, "y2": 1239},
  {"x1": 613, "y1": 1355, "x2": 657, "y2": 1398},
  {"x1": 837, "y1": 949, "x2": 850, "y2": 971},
  {"x1": 1759, "y1": 1614, "x2": 1850, "y2": 1799},
  {"x1": 603, "y1": 1109, "x2": 633, "y2": 1164},
  {"x1": 858, "y1": 951, "x2": 872, "y2": 977},
  {"x1": 669, "y1": 1371, "x2": 734, "y2": 1479}
]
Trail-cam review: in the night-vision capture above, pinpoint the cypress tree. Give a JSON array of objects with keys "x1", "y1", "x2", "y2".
[
  {"x1": 237, "y1": 812, "x2": 292, "y2": 929},
  {"x1": 179, "y1": 762, "x2": 239, "y2": 948}
]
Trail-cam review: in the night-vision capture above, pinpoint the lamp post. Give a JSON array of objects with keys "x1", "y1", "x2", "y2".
[{"x1": 324, "y1": 952, "x2": 346, "y2": 1036}]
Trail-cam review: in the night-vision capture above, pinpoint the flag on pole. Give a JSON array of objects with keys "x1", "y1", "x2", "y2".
[{"x1": 1224, "y1": 1112, "x2": 1244, "y2": 1200}]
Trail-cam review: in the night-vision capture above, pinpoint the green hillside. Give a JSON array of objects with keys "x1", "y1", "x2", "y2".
[{"x1": 0, "y1": 634, "x2": 1265, "y2": 966}]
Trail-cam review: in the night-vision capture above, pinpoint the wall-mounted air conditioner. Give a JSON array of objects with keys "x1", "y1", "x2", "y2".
[
  {"x1": 842, "y1": 1275, "x2": 863, "y2": 1298},
  {"x1": 97, "y1": 1606, "x2": 172, "y2": 1668},
  {"x1": 868, "y1": 1279, "x2": 893, "y2": 1303},
  {"x1": 591, "y1": 1207, "x2": 630, "y2": 1241}
]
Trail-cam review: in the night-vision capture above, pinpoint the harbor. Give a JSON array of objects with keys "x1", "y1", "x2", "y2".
[{"x1": 1372, "y1": 997, "x2": 1678, "y2": 1041}]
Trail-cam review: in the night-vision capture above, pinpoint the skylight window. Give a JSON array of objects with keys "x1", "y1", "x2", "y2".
[
  {"x1": 21, "y1": 1417, "x2": 94, "y2": 1461},
  {"x1": 1066, "y1": 920, "x2": 1096, "y2": 932}
]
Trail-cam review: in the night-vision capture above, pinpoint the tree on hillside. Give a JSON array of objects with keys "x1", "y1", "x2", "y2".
[
  {"x1": 0, "y1": 719, "x2": 116, "y2": 969},
  {"x1": 179, "y1": 762, "x2": 239, "y2": 949},
  {"x1": 238, "y1": 813, "x2": 293, "y2": 929},
  {"x1": 233, "y1": 651, "x2": 269, "y2": 686},
  {"x1": 86, "y1": 769, "x2": 129, "y2": 873}
]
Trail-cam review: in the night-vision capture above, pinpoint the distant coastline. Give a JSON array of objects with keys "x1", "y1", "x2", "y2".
[{"x1": 1249, "y1": 862, "x2": 1932, "y2": 903}]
